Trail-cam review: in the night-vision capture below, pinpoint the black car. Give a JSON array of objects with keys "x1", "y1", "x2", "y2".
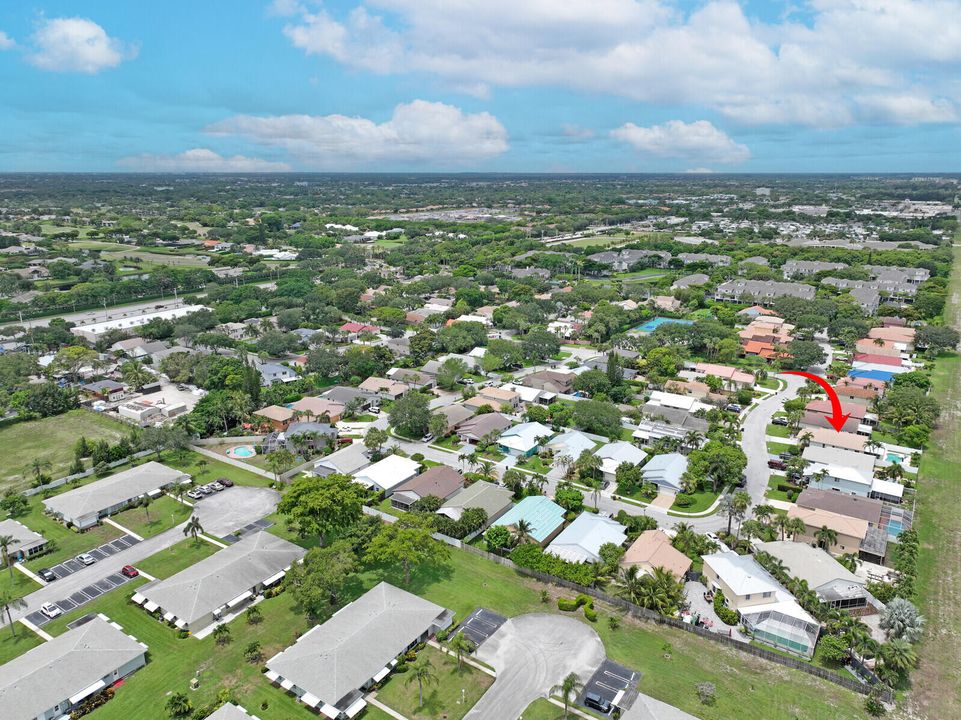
[
  {"x1": 37, "y1": 568, "x2": 56, "y2": 582},
  {"x1": 583, "y1": 692, "x2": 612, "y2": 714},
  {"x1": 778, "y1": 452, "x2": 793, "y2": 461},
  {"x1": 772, "y1": 416, "x2": 789, "y2": 426}
]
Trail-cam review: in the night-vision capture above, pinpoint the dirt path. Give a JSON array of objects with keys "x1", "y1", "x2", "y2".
[{"x1": 908, "y1": 243, "x2": 961, "y2": 720}]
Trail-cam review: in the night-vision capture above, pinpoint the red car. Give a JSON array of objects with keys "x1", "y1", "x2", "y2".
[{"x1": 121, "y1": 565, "x2": 139, "y2": 578}]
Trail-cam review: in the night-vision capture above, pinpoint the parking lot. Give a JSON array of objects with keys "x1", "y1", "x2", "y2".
[
  {"x1": 221, "y1": 517, "x2": 274, "y2": 544},
  {"x1": 457, "y1": 608, "x2": 507, "y2": 648},
  {"x1": 25, "y1": 567, "x2": 140, "y2": 626},
  {"x1": 42, "y1": 534, "x2": 141, "y2": 580},
  {"x1": 577, "y1": 659, "x2": 640, "y2": 715}
]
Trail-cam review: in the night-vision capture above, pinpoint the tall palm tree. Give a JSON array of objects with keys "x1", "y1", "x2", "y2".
[
  {"x1": 785, "y1": 517, "x2": 808, "y2": 540},
  {"x1": 878, "y1": 639, "x2": 917, "y2": 680},
  {"x1": 477, "y1": 459, "x2": 496, "y2": 481},
  {"x1": 586, "y1": 476, "x2": 603, "y2": 510},
  {"x1": 719, "y1": 495, "x2": 735, "y2": 536},
  {"x1": 183, "y1": 515, "x2": 204, "y2": 544},
  {"x1": 815, "y1": 525, "x2": 838, "y2": 551},
  {"x1": 731, "y1": 491, "x2": 752, "y2": 539},
  {"x1": 753, "y1": 504, "x2": 775, "y2": 526},
  {"x1": 405, "y1": 657, "x2": 438, "y2": 708},
  {"x1": 551, "y1": 672, "x2": 585, "y2": 719},
  {"x1": 140, "y1": 494, "x2": 152, "y2": 521},
  {"x1": 447, "y1": 631, "x2": 476, "y2": 670},
  {"x1": 0, "y1": 535, "x2": 15, "y2": 581},
  {"x1": 0, "y1": 591, "x2": 26, "y2": 639},
  {"x1": 617, "y1": 565, "x2": 646, "y2": 605}
]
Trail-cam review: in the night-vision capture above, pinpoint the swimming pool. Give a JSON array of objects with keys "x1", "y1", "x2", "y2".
[
  {"x1": 886, "y1": 452, "x2": 903, "y2": 464},
  {"x1": 635, "y1": 317, "x2": 695, "y2": 333},
  {"x1": 886, "y1": 519, "x2": 904, "y2": 537},
  {"x1": 227, "y1": 445, "x2": 257, "y2": 459}
]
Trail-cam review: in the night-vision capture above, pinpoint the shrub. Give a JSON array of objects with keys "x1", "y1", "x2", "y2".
[
  {"x1": 712, "y1": 591, "x2": 739, "y2": 626},
  {"x1": 510, "y1": 543, "x2": 598, "y2": 586},
  {"x1": 696, "y1": 682, "x2": 717, "y2": 706},
  {"x1": 673, "y1": 493, "x2": 695, "y2": 508},
  {"x1": 558, "y1": 598, "x2": 579, "y2": 612},
  {"x1": 583, "y1": 605, "x2": 598, "y2": 622},
  {"x1": 411, "y1": 452, "x2": 425, "y2": 461}
]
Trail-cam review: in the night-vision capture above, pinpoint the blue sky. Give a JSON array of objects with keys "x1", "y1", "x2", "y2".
[{"x1": 1, "y1": 0, "x2": 959, "y2": 172}]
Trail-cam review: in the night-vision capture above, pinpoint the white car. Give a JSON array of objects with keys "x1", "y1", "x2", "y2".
[
  {"x1": 76, "y1": 553, "x2": 97, "y2": 566},
  {"x1": 40, "y1": 602, "x2": 62, "y2": 619}
]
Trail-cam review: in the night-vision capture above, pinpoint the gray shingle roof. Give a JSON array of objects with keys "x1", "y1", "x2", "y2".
[
  {"x1": 0, "y1": 616, "x2": 145, "y2": 720},
  {"x1": 267, "y1": 582, "x2": 449, "y2": 709},
  {"x1": 139, "y1": 532, "x2": 304, "y2": 626}
]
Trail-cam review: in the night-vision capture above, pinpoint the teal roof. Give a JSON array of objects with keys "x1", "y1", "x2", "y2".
[{"x1": 493, "y1": 495, "x2": 566, "y2": 543}]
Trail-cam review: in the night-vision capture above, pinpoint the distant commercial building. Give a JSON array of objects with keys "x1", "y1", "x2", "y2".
[{"x1": 70, "y1": 305, "x2": 208, "y2": 341}]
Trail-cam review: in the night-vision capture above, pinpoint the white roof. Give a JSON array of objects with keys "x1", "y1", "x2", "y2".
[
  {"x1": 501, "y1": 383, "x2": 543, "y2": 403},
  {"x1": 647, "y1": 390, "x2": 711, "y2": 413},
  {"x1": 756, "y1": 541, "x2": 863, "y2": 592},
  {"x1": 546, "y1": 513, "x2": 627, "y2": 564},
  {"x1": 547, "y1": 430, "x2": 596, "y2": 460},
  {"x1": 595, "y1": 441, "x2": 646, "y2": 475},
  {"x1": 71, "y1": 304, "x2": 207, "y2": 337},
  {"x1": 870, "y1": 477, "x2": 905, "y2": 499},
  {"x1": 801, "y1": 445, "x2": 875, "y2": 476},
  {"x1": 703, "y1": 552, "x2": 781, "y2": 597},
  {"x1": 498, "y1": 421, "x2": 553, "y2": 453},
  {"x1": 352, "y1": 455, "x2": 420, "y2": 491}
]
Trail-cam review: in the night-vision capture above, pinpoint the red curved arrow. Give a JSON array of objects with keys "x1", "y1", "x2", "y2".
[{"x1": 780, "y1": 370, "x2": 851, "y2": 433}]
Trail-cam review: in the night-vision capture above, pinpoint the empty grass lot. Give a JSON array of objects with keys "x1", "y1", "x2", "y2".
[
  {"x1": 0, "y1": 409, "x2": 130, "y2": 492},
  {"x1": 109, "y1": 494, "x2": 193, "y2": 539},
  {"x1": 0, "y1": 623, "x2": 43, "y2": 665},
  {"x1": 0, "y1": 565, "x2": 41, "y2": 601},
  {"x1": 375, "y1": 645, "x2": 493, "y2": 720},
  {"x1": 910, "y1": 245, "x2": 961, "y2": 720},
  {"x1": 135, "y1": 538, "x2": 219, "y2": 579}
]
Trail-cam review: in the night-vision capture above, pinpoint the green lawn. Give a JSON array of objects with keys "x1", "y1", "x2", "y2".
[
  {"x1": 0, "y1": 566, "x2": 42, "y2": 602},
  {"x1": 766, "y1": 441, "x2": 794, "y2": 456},
  {"x1": 374, "y1": 645, "x2": 493, "y2": 720},
  {"x1": 434, "y1": 434, "x2": 464, "y2": 452},
  {"x1": 765, "y1": 476, "x2": 796, "y2": 503},
  {"x1": 163, "y1": 451, "x2": 272, "y2": 488},
  {"x1": 477, "y1": 448, "x2": 506, "y2": 462},
  {"x1": 519, "y1": 698, "x2": 567, "y2": 720},
  {"x1": 0, "y1": 409, "x2": 131, "y2": 492},
  {"x1": 669, "y1": 489, "x2": 719, "y2": 514},
  {"x1": 0, "y1": 625, "x2": 43, "y2": 665},
  {"x1": 21, "y1": 512, "x2": 122, "y2": 574},
  {"x1": 136, "y1": 538, "x2": 219, "y2": 579},
  {"x1": 515, "y1": 455, "x2": 552, "y2": 475},
  {"x1": 41, "y1": 222, "x2": 96, "y2": 237},
  {"x1": 912, "y1": 246, "x2": 961, "y2": 719},
  {"x1": 109, "y1": 495, "x2": 192, "y2": 539},
  {"x1": 765, "y1": 423, "x2": 792, "y2": 438}
]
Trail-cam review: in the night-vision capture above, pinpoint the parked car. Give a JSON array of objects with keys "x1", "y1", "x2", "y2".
[
  {"x1": 76, "y1": 553, "x2": 96, "y2": 566},
  {"x1": 583, "y1": 692, "x2": 611, "y2": 714},
  {"x1": 176, "y1": 384, "x2": 189, "y2": 391},
  {"x1": 772, "y1": 416, "x2": 789, "y2": 426},
  {"x1": 778, "y1": 452, "x2": 793, "y2": 461},
  {"x1": 767, "y1": 458, "x2": 787, "y2": 470},
  {"x1": 121, "y1": 565, "x2": 139, "y2": 578},
  {"x1": 421, "y1": 433, "x2": 435, "y2": 443},
  {"x1": 726, "y1": 404, "x2": 742, "y2": 413},
  {"x1": 370, "y1": 404, "x2": 381, "y2": 414},
  {"x1": 457, "y1": 377, "x2": 473, "y2": 385},
  {"x1": 208, "y1": 482, "x2": 225, "y2": 492},
  {"x1": 37, "y1": 568, "x2": 56, "y2": 582},
  {"x1": 186, "y1": 489, "x2": 204, "y2": 500},
  {"x1": 217, "y1": 477, "x2": 234, "y2": 487},
  {"x1": 195, "y1": 485, "x2": 211, "y2": 495},
  {"x1": 40, "y1": 602, "x2": 62, "y2": 619}
]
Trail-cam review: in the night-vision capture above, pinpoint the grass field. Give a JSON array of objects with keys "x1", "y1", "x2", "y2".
[
  {"x1": 911, "y1": 246, "x2": 961, "y2": 720},
  {"x1": 520, "y1": 698, "x2": 574, "y2": 719},
  {"x1": 766, "y1": 441, "x2": 794, "y2": 456},
  {"x1": 101, "y1": 250, "x2": 210, "y2": 267},
  {"x1": 669, "y1": 489, "x2": 719, "y2": 514},
  {"x1": 109, "y1": 494, "x2": 193, "y2": 539},
  {"x1": 765, "y1": 423, "x2": 792, "y2": 438},
  {"x1": 0, "y1": 623, "x2": 43, "y2": 665},
  {"x1": 0, "y1": 565, "x2": 41, "y2": 601},
  {"x1": 0, "y1": 410, "x2": 131, "y2": 492},
  {"x1": 40, "y1": 223, "x2": 95, "y2": 238},
  {"x1": 374, "y1": 645, "x2": 493, "y2": 720},
  {"x1": 136, "y1": 538, "x2": 219, "y2": 579}
]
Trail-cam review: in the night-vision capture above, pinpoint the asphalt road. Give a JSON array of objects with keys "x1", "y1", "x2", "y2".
[{"x1": 465, "y1": 613, "x2": 605, "y2": 720}]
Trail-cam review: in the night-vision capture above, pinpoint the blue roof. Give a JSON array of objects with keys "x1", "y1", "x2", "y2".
[
  {"x1": 849, "y1": 369, "x2": 896, "y2": 382},
  {"x1": 493, "y1": 495, "x2": 566, "y2": 543}
]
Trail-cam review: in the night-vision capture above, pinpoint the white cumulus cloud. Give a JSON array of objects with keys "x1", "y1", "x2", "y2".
[
  {"x1": 117, "y1": 148, "x2": 292, "y2": 173},
  {"x1": 0, "y1": 31, "x2": 14, "y2": 50},
  {"x1": 28, "y1": 17, "x2": 135, "y2": 74},
  {"x1": 611, "y1": 120, "x2": 750, "y2": 165},
  {"x1": 205, "y1": 100, "x2": 509, "y2": 167},
  {"x1": 276, "y1": 0, "x2": 961, "y2": 128}
]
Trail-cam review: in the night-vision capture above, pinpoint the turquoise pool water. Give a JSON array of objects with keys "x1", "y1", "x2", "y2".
[
  {"x1": 886, "y1": 452, "x2": 902, "y2": 463},
  {"x1": 635, "y1": 317, "x2": 695, "y2": 333},
  {"x1": 229, "y1": 445, "x2": 256, "y2": 458}
]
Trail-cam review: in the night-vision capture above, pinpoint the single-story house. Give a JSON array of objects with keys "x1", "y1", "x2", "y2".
[
  {"x1": 693, "y1": 363, "x2": 755, "y2": 389},
  {"x1": 387, "y1": 368, "x2": 436, "y2": 390},
  {"x1": 266, "y1": 582, "x2": 454, "y2": 719},
  {"x1": 492, "y1": 495, "x2": 566, "y2": 546},
  {"x1": 640, "y1": 453, "x2": 688, "y2": 493},
  {"x1": 620, "y1": 529, "x2": 691, "y2": 579},
  {"x1": 801, "y1": 445, "x2": 877, "y2": 497},
  {"x1": 205, "y1": 703, "x2": 263, "y2": 720},
  {"x1": 456, "y1": 413, "x2": 512, "y2": 444},
  {"x1": 497, "y1": 421, "x2": 554, "y2": 457},
  {"x1": 437, "y1": 481, "x2": 513, "y2": 525},
  {"x1": 261, "y1": 422, "x2": 336, "y2": 454},
  {"x1": 786, "y1": 506, "x2": 870, "y2": 556},
  {"x1": 357, "y1": 377, "x2": 409, "y2": 400},
  {"x1": 646, "y1": 390, "x2": 712, "y2": 414},
  {"x1": 805, "y1": 427, "x2": 869, "y2": 454},
  {"x1": 795, "y1": 489, "x2": 882, "y2": 528},
  {"x1": 352, "y1": 455, "x2": 421, "y2": 495},
  {"x1": 0, "y1": 519, "x2": 48, "y2": 562},
  {"x1": 321, "y1": 386, "x2": 376, "y2": 409},
  {"x1": 134, "y1": 532, "x2": 305, "y2": 633},
  {"x1": 757, "y1": 541, "x2": 871, "y2": 611},
  {"x1": 118, "y1": 400, "x2": 162, "y2": 424},
  {"x1": 81, "y1": 379, "x2": 127, "y2": 402},
  {"x1": 0, "y1": 616, "x2": 147, "y2": 720},
  {"x1": 390, "y1": 466, "x2": 465, "y2": 511},
  {"x1": 465, "y1": 386, "x2": 521, "y2": 412},
  {"x1": 43, "y1": 461, "x2": 187, "y2": 530},
  {"x1": 702, "y1": 552, "x2": 819, "y2": 657},
  {"x1": 289, "y1": 396, "x2": 346, "y2": 423},
  {"x1": 253, "y1": 405, "x2": 295, "y2": 431},
  {"x1": 546, "y1": 513, "x2": 627, "y2": 564},
  {"x1": 546, "y1": 430, "x2": 597, "y2": 463},
  {"x1": 522, "y1": 370, "x2": 576, "y2": 395},
  {"x1": 631, "y1": 420, "x2": 691, "y2": 447},
  {"x1": 433, "y1": 403, "x2": 475, "y2": 434},
  {"x1": 594, "y1": 441, "x2": 647, "y2": 484},
  {"x1": 313, "y1": 442, "x2": 370, "y2": 477}
]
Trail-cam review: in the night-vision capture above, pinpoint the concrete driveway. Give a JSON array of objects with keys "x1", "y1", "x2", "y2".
[
  {"x1": 465, "y1": 613, "x2": 605, "y2": 720},
  {"x1": 192, "y1": 485, "x2": 280, "y2": 537}
]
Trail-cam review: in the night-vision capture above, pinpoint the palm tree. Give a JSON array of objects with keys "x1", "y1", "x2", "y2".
[
  {"x1": 513, "y1": 519, "x2": 534, "y2": 545},
  {"x1": 183, "y1": 515, "x2": 204, "y2": 544},
  {"x1": 731, "y1": 491, "x2": 752, "y2": 539},
  {"x1": 0, "y1": 535, "x2": 15, "y2": 581},
  {"x1": 815, "y1": 525, "x2": 838, "y2": 551},
  {"x1": 405, "y1": 657, "x2": 438, "y2": 708},
  {"x1": 719, "y1": 495, "x2": 735, "y2": 536},
  {"x1": 753, "y1": 504, "x2": 775, "y2": 526},
  {"x1": 682, "y1": 431, "x2": 704, "y2": 453},
  {"x1": 575, "y1": 450, "x2": 601, "y2": 483},
  {"x1": 878, "y1": 639, "x2": 917, "y2": 680},
  {"x1": 585, "y1": 476, "x2": 603, "y2": 510},
  {"x1": 785, "y1": 517, "x2": 808, "y2": 540},
  {"x1": 165, "y1": 692, "x2": 193, "y2": 718},
  {"x1": 212, "y1": 622, "x2": 231, "y2": 645},
  {"x1": 27, "y1": 458, "x2": 51, "y2": 487},
  {"x1": 140, "y1": 494, "x2": 152, "y2": 522},
  {"x1": 551, "y1": 672, "x2": 584, "y2": 718},
  {"x1": 0, "y1": 591, "x2": 26, "y2": 638},
  {"x1": 617, "y1": 565, "x2": 646, "y2": 605},
  {"x1": 477, "y1": 459, "x2": 496, "y2": 481},
  {"x1": 447, "y1": 631, "x2": 476, "y2": 670},
  {"x1": 459, "y1": 452, "x2": 477, "y2": 473}
]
